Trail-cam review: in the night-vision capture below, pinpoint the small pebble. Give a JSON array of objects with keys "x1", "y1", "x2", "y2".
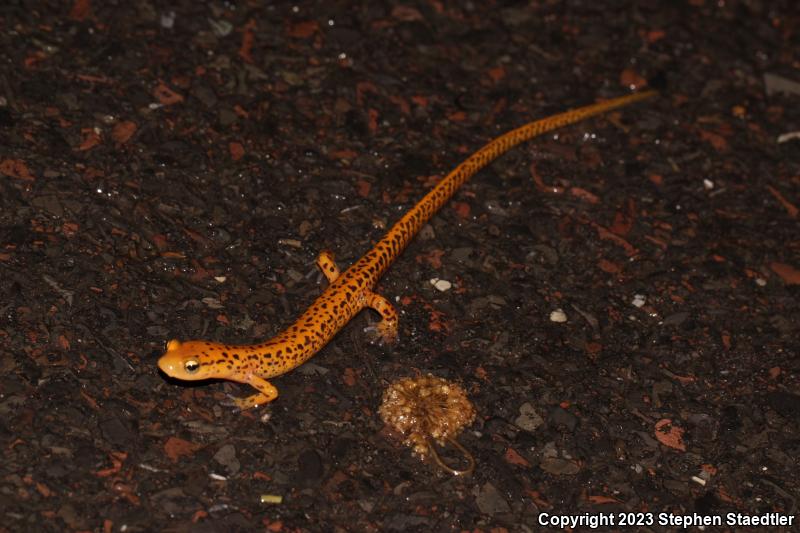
[
  {"x1": 278, "y1": 238, "x2": 302, "y2": 248},
  {"x1": 632, "y1": 294, "x2": 646, "y2": 307},
  {"x1": 777, "y1": 131, "x2": 800, "y2": 143},
  {"x1": 160, "y1": 11, "x2": 175, "y2": 29},
  {"x1": 201, "y1": 297, "x2": 224, "y2": 309},
  {"x1": 209, "y1": 18, "x2": 233, "y2": 37},
  {"x1": 515, "y1": 402, "x2": 544, "y2": 432},
  {"x1": 549, "y1": 308, "x2": 567, "y2": 323},
  {"x1": 429, "y1": 278, "x2": 452, "y2": 292}
]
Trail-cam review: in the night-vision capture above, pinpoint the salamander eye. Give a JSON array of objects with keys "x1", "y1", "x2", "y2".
[{"x1": 184, "y1": 359, "x2": 200, "y2": 373}]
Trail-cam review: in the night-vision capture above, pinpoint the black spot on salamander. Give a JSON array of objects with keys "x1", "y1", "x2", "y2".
[
  {"x1": 286, "y1": 347, "x2": 293, "y2": 354},
  {"x1": 232, "y1": 353, "x2": 240, "y2": 360}
]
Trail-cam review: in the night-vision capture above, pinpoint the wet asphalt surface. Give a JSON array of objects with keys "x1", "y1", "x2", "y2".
[{"x1": 1, "y1": 1, "x2": 799, "y2": 532}]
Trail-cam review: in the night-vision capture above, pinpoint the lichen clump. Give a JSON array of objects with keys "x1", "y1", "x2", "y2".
[{"x1": 379, "y1": 374, "x2": 476, "y2": 458}]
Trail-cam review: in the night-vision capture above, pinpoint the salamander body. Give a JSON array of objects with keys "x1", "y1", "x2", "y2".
[{"x1": 158, "y1": 90, "x2": 656, "y2": 409}]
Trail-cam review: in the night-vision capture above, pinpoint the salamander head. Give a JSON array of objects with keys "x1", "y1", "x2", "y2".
[{"x1": 158, "y1": 339, "x2": 231, "y2": 381}]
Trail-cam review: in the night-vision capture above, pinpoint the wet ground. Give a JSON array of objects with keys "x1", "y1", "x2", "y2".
[{"x1": 1, "y1": 1, "x2": 799, "y2": 532}]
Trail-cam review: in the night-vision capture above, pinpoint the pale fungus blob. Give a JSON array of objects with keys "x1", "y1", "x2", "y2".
[{"x1": 379, "y1": 374, "x2": 476, "y2": 476}]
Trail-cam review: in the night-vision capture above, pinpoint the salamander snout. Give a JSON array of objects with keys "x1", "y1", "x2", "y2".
[{"x1": 158, "y1": 339, "x2": 203, "y2": 379}]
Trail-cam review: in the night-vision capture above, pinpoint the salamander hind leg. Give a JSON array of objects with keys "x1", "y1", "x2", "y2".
[
  {"x1": 229, "y1": 375, "x2": 279, "y2": 410},
  {"x1": 364, "y1": 290, "x2": 399, "y2": 345},
  {"x1": 316, "y1": 250, "x2": 340, "y2": 283}
]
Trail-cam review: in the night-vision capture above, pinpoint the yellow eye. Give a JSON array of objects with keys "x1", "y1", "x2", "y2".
[{"x1": 184, "y1": 359, "x2": 200, "y2": 373}]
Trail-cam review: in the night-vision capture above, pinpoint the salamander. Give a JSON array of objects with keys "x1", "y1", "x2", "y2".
[{"x1": 158, "y1": 90, "x2": 656, "y2": 409}]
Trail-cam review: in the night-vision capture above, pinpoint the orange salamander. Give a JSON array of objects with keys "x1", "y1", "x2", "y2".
[{"x1": 158, "y1": 90, "x2": 656, "y2": 409}]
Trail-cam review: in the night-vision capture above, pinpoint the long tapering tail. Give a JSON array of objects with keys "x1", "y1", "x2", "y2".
[{"x1": 367, "y1": 90, "x2": 657, "y2": 278}]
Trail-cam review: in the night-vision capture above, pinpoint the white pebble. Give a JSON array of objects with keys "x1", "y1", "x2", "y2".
[
  {"x1": 632, "y1": 294, "x2": 646, "y2": 307},
  {"x1": 160, "y1": 11, "x2": 175, "y2": 29},
  {"x1": 202, "y1": 297, "x2": 224, "y2": 309},
  {"x1": 549, "y1": 308, "x2": 567, "y2": 323},
  {"x1": 278, "y1": 238, "x2": 302, "y2": 248},
  {"x1": 429, "y1": 278, "x2": 452, "y2": 292}
]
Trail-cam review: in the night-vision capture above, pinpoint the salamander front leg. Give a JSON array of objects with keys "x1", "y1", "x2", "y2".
[
  {"x1": 364, "y1": 290, "x2": 399, "y2": 345},
  {"x1": 316, "y1": 250, "x2": 340, "y2": 283},
  {"x1": 229, "y1": 374, "x2": 279, "y2": 410}
]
